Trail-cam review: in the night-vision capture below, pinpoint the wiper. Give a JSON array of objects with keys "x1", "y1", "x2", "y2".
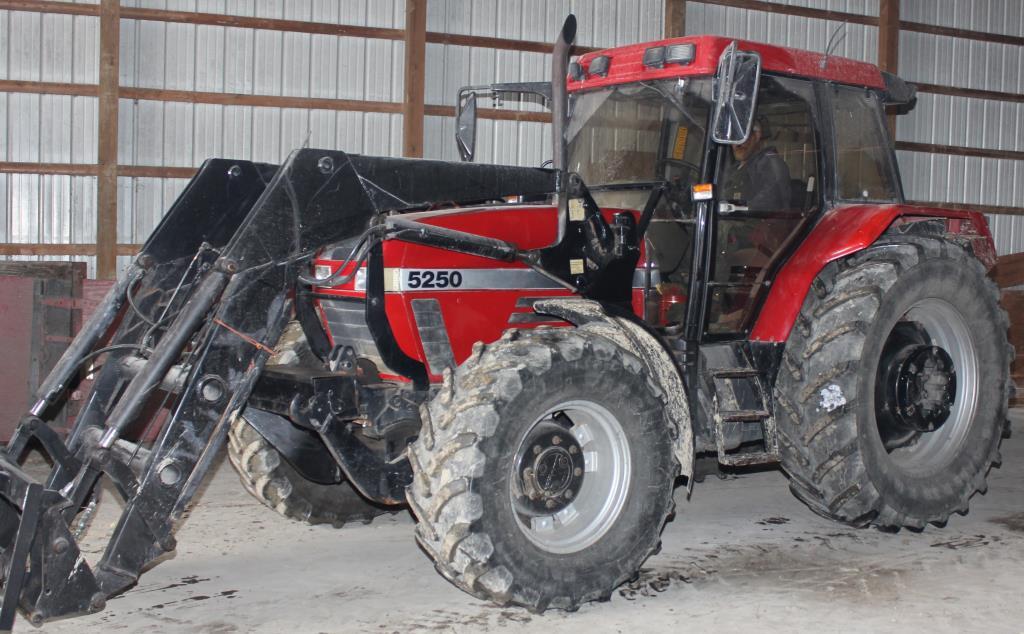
[
  {"x1": 587, "y1": 180, "x2": 667, "y2": 192},
  {"x1": 638, "y1": 81, "x2": 706, "y2": 134}
]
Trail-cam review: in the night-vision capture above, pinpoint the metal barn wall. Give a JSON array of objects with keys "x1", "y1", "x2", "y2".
[
  {"x1": 1, "y1": 2, "x2": 100, "y2": 272},
  {"x1": 117, "y1": 0, "x2": 406, "y2": 276},
  {"x1": 897, "y1": 0, "x2": 1024, "y2": 255},
  {"x1": 3, "y1": 0, "x2": 1024, "y2": 276},
  {"x1": 685, "y1": 0, "x2": 1024, "y2": 255}
]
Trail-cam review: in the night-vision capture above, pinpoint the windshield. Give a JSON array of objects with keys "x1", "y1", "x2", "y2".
[{"x1": 566, "y1": 78, "x2": 713, "y2": 208}]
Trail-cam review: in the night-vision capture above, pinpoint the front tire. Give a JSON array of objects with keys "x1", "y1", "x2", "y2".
[
  {"x1": 406, "y1": 327, "x2": 677, "y2": 612},
  {"x1": 775, "y1": 232, "x2": 1010, "y2": 529}
]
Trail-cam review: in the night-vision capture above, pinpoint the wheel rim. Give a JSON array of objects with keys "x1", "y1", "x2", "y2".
[
  {"x1": 874, "y1": 298, "x2": 979, "y2": 474},
  {"x1": 510, "y1": 400, "x2": 631, "y2": 554}
]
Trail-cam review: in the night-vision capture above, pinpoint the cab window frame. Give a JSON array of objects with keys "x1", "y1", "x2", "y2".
[{"x1": 828, "y1": 84, "x2": 905, "y2": 205}]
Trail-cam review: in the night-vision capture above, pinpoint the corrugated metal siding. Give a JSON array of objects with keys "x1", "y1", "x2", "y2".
[
  {"x1": 1, "y1": 6, "x2": 99, "y2": 272},
  {"x1": 422, "y1": 0, "x2": 664, "y2": 165},
  {"x1": 116, "y1": 0, "x2": 406, "y2": 247},
  {"x1": 686, "y1": 0, "x2": 879, "y2": 63},
  {"x1": 5, "y1": 0, "x2": 1024, "y2": 274},
  {"x1": 897, "y1": 0, "x2": 1024, "y2": 254}
]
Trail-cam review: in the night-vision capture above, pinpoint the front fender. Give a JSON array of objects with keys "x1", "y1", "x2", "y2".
[{"x1": 533, "y1": 298, "x2": 695, "y2": 491}]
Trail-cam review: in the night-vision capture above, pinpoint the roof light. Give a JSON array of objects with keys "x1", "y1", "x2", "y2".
[
  {"x1": 643, "y1": 46, "x2": 666, "y2": 68},
  {"x1": 588, "y1": 55, "x2": 610, "y2": 77},
  {"x1": 665, "y1": 43, "x2": 695, "y2": 65},
  {"x1": 644, "y1": 43, "x2": 696, "y2": 69}
]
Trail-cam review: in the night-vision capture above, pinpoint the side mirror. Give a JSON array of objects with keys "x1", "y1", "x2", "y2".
[
  {"x1": 711, "y1": 42, "x2": 762, "y2": 145},
  {"x1": 456, "y1": 92, "x2": 478, "y2": 162}
]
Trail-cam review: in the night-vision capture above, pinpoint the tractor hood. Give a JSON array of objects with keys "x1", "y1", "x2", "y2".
[{"x1": 209, "y1": 149, "x2": 559, "y2": 274}]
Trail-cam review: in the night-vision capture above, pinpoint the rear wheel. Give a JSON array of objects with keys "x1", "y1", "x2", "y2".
[
  {"x1": 775, "y1": 233, "x2": 1010, "y2": 529},
  {"x1": 406, "y1": 327, "x2": 677, "y2": 612}
]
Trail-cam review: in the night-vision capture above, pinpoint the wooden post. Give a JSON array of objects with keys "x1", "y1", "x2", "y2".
[
  {"x1": 665, "y1": 0, "x2": 687, "y2": 37},
  {"x1": 403, "y1": 0, "x2": 428, "y2": 158},
  {"x1": 878, "y1": 0, "x2": 900, "y2": 136},
  {"x1": 97, "y1": 0, "x2": 120, "y2": 279}
]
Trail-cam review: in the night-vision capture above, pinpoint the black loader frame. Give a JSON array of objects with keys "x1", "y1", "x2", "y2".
[{"x1": 0, "y1": 150, "x2": 559, "y2": 629}]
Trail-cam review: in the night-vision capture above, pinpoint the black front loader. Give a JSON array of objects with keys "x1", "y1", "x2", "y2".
[{"x1": 0, "y1": 148, "x2": 556, "y2": 629}]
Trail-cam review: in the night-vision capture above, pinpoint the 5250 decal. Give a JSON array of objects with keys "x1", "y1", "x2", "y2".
[{"x1": 406, "y1": 270, "x2": 464, "y2": 289}]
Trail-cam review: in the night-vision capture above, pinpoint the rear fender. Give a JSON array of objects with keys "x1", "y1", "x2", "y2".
[
  {"x1": 750, "y1": 204, "x2": 995, "y2": 343},
  {"x1": 532, "y1": 298, "x2": 694, "y2": 490}
]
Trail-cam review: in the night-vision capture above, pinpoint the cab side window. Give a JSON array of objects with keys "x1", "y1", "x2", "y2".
[
  {"x1": 707, "y1": 75, "x2": 822, "y2": 335},
  {"x1": 832, "y1": 86, "x2": 901, "y2": 202}
]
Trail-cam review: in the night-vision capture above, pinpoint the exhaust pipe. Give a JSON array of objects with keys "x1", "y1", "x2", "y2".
[{"x1": 551, "y1": 14, "x2": 577, "y2": 172}]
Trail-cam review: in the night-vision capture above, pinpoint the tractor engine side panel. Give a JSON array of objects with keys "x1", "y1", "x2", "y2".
[{"x1": 314, "y1": 205, "x2": 650, "y2": 382}]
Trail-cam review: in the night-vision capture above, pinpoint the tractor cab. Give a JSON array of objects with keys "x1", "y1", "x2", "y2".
[{"x1": 456, "y1": 35, "x2": 912, "y2": 341}]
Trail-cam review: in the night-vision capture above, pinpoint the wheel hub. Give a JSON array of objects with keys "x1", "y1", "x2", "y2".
[
  {"x1": 517, "y1": 422, "x2": 585, "y2": 515},
  {"x1": 894, "y1": 345, "x2": 956, "y2": 431},
  {"x1": 877, "y1": 320, "x2": 958, "y2": 441}
]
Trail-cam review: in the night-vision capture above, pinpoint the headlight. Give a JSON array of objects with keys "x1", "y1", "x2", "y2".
[{"x1": 314, "y1": 264, "x2": 333, "y2": 281}]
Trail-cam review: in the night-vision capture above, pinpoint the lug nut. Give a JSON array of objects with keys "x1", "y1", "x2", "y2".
[
  {"x1": 564, "y1": 490, "x2": 574, "y2": 500},
  {"x1": 569, "y1": 446, "x2": 578, "y2": 455},
  {"x1": 533, "y1": 445, "x2": 542, "y2": 455},
  {"x1": 545, "y1": 499, "x2": 557, "y2": 509},
  {"x1": 552, "y1": 435, "x2": 562, "y2": 445},
  {"x1": 574, "y1": 467, "x2": 583, "y2": 477}
]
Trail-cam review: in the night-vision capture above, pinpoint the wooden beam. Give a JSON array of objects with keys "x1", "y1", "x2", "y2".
[
  {"x1": 96, "y1": 0, "x2": 119, "y2": 280},
  {"x1": 900, "y1": 19, "x2": 1024, "y2": 48},
  {"x1": 424, "y1": 105, "x2": 551, "y2": 124},
  {"x1": 992, "y1": 253, "x2": 1024, "y2": 288},
  {"x1": 665, "y1": 0, "x2": 687, "y2": 38},
  {"x1": 895, "y1": 141, "x2": 1024, "y2": 162},
  {"x1": 403, "y1": 0, "x2": 428, "y2": 158},
  {"x1": 0, "y1": 162, "x2": 98, "y2": 176},
  {"x1": 0, "y1": 0, "x2": 96, "y2": 17},
  {"x1": 424, "y1": 32, "x2": 600, "y2": 55},
  {"x1": 0, "y1": 163, "x2": 196, "y2": 178},
  {"x1": 690, "y1": 0, "x2": 876, "y2": 27},
  {"x1": 0, "y1": 243, "x2": 139, "y2": 257},
  {"x1": 915, "y1": 82, "x2": 1024, "y2": 105},
  {"x1": 0, "y1": 2, "x2": 595, "y2": 55},
  {"x1": 878, "y1": 0, "x2": 899, "y2": 135},
  {"x1": 120, "y1": 86, "x2": 402, "y2": 113},
  {"x1": 0, "y1": 80, "x2": 98, "y2": 97},
  {"x1": 907, "y1": 200, "x2": 1024, "y2": 217}
]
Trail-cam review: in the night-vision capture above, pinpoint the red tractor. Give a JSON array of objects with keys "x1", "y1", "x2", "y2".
[{"x1": 0, "y1": 15, "x2": 1009, "y2": 627}]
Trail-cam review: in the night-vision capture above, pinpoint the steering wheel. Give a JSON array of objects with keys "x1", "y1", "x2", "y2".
[{"x1": 656, "y1": 158, "x2": 702, "y2": 181}]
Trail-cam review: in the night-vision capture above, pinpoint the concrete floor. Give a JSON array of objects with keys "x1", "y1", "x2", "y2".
[{"x1": 21, "y1": 412, "x2": 1024, "y2": 633}]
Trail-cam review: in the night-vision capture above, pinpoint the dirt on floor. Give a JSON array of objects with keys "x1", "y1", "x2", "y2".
[{"x1": 15, "y1": 413, "x2": 1024, "y2": 633}]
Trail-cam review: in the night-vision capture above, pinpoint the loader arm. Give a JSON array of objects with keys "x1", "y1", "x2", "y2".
[{"x1": 0, "y1": 149, "x2": 557, "y2": 629}]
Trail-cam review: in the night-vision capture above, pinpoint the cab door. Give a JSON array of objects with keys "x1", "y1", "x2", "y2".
[{"x1": 704, "y1": 75, "x2": 825, "y2": 338}]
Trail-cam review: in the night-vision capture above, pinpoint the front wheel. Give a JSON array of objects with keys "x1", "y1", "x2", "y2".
[
  {"x1": 406, "y1": 327, "x2": 677, "y2": 612},
  {"x1": 775, "y1": 232, "x2": 1010, "y2": 529}
]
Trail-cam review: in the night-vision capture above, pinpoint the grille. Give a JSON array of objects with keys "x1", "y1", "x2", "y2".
[{"x1": 318, "y1": 297, "x2": 392, "y2": 373}]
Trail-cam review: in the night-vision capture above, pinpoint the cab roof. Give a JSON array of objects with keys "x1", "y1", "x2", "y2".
[{"x1": 568, "y1": 35, "x2": 887, "y2": 92}]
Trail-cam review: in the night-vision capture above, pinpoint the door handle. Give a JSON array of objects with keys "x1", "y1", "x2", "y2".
[{"x1": 718, "y1": 202, "x2": 749, "y2": 214}]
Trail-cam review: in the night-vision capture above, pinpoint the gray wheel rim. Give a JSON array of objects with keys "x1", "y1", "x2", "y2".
[
  {"x1": 882, "y1": 298, "x2": 979, "y2": 474},
  {"x1": 511, "y1": 400, "x2": 631, "y2": 554}
]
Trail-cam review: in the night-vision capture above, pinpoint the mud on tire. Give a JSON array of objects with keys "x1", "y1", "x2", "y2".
[
  {"x1": 774, "y1": 231, "x2": 1010, "y2": 529},
  {"x1": 406, "y1": 327, "x2": 678, "y2": 612},
  {"x1": 227, "y1": 321, "x2": 394, "y2": 527}
]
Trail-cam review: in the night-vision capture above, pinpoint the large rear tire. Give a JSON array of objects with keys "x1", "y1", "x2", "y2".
[
  {"x1": 775, "y1": 232, "x2": 1010, "y2": 529},
  {"x1": 406, "y1": 327, "x2": 678, "y2": 612}
]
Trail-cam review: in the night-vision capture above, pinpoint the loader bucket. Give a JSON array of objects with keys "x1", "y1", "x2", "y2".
[{"x1": 0, "y1": 149, "x2": 557, "y2": 629}]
